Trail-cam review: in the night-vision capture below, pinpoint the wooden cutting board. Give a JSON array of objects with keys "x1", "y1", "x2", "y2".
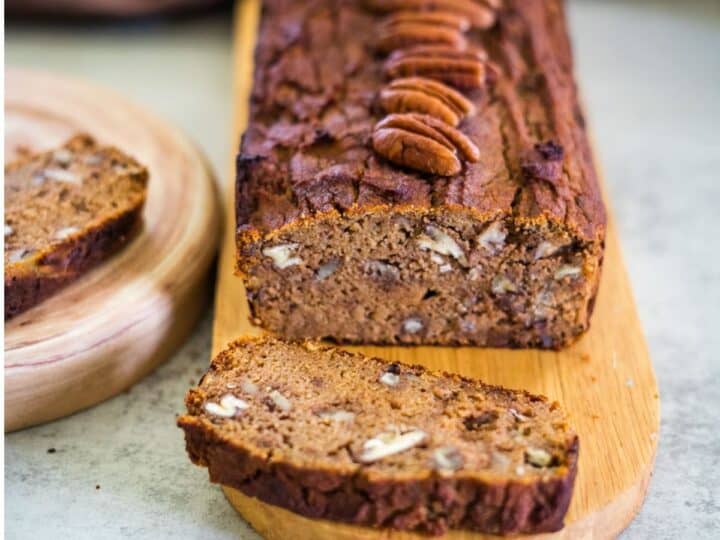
[
  {"x1": 5, "y1": 68, "x2": 220, "y2": 432},
  {"x1": 212, "y1": 2, "x2": 659, "y2": 538}
]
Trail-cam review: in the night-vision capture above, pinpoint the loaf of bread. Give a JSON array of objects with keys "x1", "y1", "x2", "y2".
[
  {"x1": 4, "y1": 135, "x2": 147, "y2": 318},
  {"x1": 178, "y1": 337, "x2": 578, "y2": 535},
  {"x1": 235, "y1": 0, "x2": 606, "y2": 348}
]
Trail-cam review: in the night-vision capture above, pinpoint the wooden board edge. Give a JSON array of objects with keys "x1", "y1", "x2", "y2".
[
  {"x1": 5, "y1": 281, "x2": 211, "y2": 432},
  {"x1": 221, "y1": 456, "x2": 654, "y2": 540}
]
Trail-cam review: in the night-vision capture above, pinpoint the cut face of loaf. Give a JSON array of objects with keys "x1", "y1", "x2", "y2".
[
  {"x1": 4, "y1": 134, "x2": 147, "y2": 318},
  {"x1": 235, "y1": 0, "x2": 606, "y2": 348},
  {"x1": 239, "y1": 210, "x2": 602, "y2": 348},
  {"x1": 178, "y1": 338, "x2": 579, "y2": 536}
]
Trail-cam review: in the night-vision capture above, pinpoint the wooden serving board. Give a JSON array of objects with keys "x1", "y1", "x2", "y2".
[
  {"x1": 212, "y1": 2, "x2": 659, "y2": 538},
  {"x1": 5, "y1": 68, "x2": 220, "y2": 432}
]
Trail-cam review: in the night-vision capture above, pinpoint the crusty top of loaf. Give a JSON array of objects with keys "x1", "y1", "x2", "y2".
[{"x1": 236, "y1": 0, "x2": 606, "y2": 244}]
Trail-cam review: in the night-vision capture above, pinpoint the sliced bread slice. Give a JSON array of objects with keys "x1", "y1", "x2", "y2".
[
  {"x1": 4, "y1": 134, "x2": 148, "y2": 318},
  {"x1": 178, "y1": 338, "x2": 578, "y2": 536}
]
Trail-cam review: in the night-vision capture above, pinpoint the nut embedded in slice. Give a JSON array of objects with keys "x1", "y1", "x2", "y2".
[
  {"x1": 359, "y1": 428, "x2": 428, "y2": 463},
  {"x1": 262, "y1": 243, "x2": 303, "y2": 269},
  {"x1": 417, "y1": 224, "x2": 467, "y2": 263},
  {"x1": 525, "y1": 446, "x2": 553, "y2": 467},
  {"x1": 204, "y1": 394, "x2": 249, "y2": 418},
  {"x1": 379, "y1": 370, "x2": 401, "y2": 386},
  {"x1": 554, "y1": 265, "x2": 582, "y2": 280},
  {"x1": 402, "y1": 317, "x2": 424, "y2": 334},
  {"x1": 433, "y1": 445, "x2": 464, "y2": 471},
  {"x1": 478, "y1": 221, "x2": 507, "y2": 253},
  {"x1": 268, "y1": 389, "x2": 292, "y2": 412},
  {"x1": 317, "y1": 409, "x2": 356, "y2": 423},
  {"x1": 53, "y1": 226, "x2": 81, "y2": 240}
]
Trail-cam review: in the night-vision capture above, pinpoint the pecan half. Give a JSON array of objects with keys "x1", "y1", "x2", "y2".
[
  {"x1": 384, "y1": 45, "x2": 488, "y2": 89},
  {"x1": 364, "y1": 0, "x2": 497, "y2": 29},
  {"x1": 377, "y1": 22, "x2": 466, "y2": 54},
  {"x1": 418, "y1": 113, "x2": 480, "y2": 161},
  {"x1": 372, "y1": 113, "x2": 479, "y2": 176},
  {"x1": 379, "y1": 77, "x2": 476, "y2": 125},
  {"x1": 380, "y1": 9, "x2": 471, "y2": 32}
]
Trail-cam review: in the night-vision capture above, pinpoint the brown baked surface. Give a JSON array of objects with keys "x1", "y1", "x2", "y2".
[
  {"x1": 235, "y1": 0, "x2": 606, "y2": 348},
  {"x1": 178, "y1": 337, "x2": 579, "y2": 535},
  {"x1": 4, "y1": 134, "x2": 148, "y2": 318}
]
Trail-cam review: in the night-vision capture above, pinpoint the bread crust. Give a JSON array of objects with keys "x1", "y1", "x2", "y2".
[
  {"x1": 181, "y1": 418, "x2": 577, "y2": 536},
  {"x1": 235, "y1": 0, "x2": 605, "y2": 244},
  {"x1": 4, "y1": 207, "x2": 143, "y2": 319}
]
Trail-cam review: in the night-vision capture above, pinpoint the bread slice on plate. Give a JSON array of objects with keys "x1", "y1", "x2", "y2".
[
  {"x1": 178, "y1": 337, "x2": 578, "y2": 536},
  {"x1": 4, "y1": 134, "x2": 148, "y2": 319}
]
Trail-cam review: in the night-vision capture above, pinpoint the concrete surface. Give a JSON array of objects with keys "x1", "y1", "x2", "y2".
[{"x1": 5, "y1": 1, "x2": 719, "y2": 538}]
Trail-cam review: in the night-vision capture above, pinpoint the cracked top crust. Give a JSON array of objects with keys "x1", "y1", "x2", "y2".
[{"x1": 236, "y1": 0, "x2": 606, "y2": 245}]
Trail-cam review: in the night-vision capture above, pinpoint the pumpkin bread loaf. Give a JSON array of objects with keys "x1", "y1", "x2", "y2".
[
  {"x1": 4, "y1": 134, "x2": 148, "y2": 318},
  {"x1": 178, "y1": 337, "x2": 578, "y2": 536},
  {"x1": 235, "y1": 0, "x2": 606, "y2": 349}
]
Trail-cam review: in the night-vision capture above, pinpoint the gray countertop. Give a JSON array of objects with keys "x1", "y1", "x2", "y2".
[{"x1": 5, "y1": 1, "x2": 720, "y2": 538}]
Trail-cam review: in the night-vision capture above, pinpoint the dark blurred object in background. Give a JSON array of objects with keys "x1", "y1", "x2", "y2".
[{"x1": 6, "y1": 0, "x2": 227, "y2": 18}]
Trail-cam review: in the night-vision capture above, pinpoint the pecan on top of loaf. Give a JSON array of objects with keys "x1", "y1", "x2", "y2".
[
  {"x1": 372, "y1": 113, "x2": 480, "y2": 176},
  {"x1": 364, "y1": 0, "x2": 499, "y2": 30},
  {"x1": 366, "y1": 1, "x2": 502, "y2": 176},
  {"x1": 379, "y1": 77, "x2": 476, "y2": 126},
  {"x1": 383, "y1": 45, "x2": 489, "y2": 89}
]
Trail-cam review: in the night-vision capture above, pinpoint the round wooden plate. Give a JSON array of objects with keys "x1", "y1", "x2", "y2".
[{"x1": 4, "y1": 68, "x2": 220, "y2": 432}]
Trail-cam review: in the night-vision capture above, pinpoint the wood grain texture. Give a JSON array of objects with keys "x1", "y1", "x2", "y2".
[
  {"x1": 211, "y1": 1, "x2": 660, "y2": 537},
  {"x1": 5, "y1": 68, "x2": 220, "y2": 432}
]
